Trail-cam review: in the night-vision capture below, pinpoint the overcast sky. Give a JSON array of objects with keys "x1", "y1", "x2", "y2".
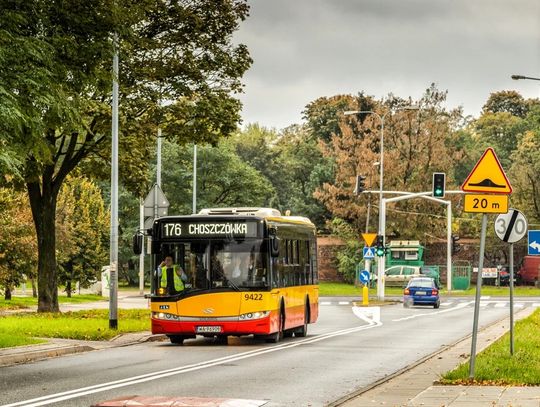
[{"x1": 234, "y1": 0, "x2": 540, "y2": 130}]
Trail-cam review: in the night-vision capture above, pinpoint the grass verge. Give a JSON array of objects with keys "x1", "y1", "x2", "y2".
[
  {"x1": 441, "y1": 308, "x2": 540, "y2": 385},
  {"x1": 0, "y1": 294, "x2": 105, "y2": 311},
  {"x1": 0, "y1": 309, "x2": 150, "y2": 348},
  {"x1": 319, "y1": 282, "x2": 540, "y2": 297}
]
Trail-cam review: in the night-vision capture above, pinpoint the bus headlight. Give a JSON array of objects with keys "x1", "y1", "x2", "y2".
[
  {"x1": 152, "y1": 312, "x2": 181, "y2": 321},
  {"x1": 239, "y1": 311, "x2": 270, "y2": 320}
]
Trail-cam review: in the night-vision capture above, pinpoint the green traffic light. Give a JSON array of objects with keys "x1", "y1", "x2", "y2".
[{"x1": 376, "y1": 247, "x2": 385, "y2": 256}]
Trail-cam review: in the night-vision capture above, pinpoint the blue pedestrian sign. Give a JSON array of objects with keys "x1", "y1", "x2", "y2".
[
  {"x1": 359, "y1": 270, "x2": 370, "y2": 285},
  {"x1": 363, "y1": 246, "x2": 375, "y2": 259},
  {"x1": 528, "y1": 230, "x2": 540, "y2": 255}
]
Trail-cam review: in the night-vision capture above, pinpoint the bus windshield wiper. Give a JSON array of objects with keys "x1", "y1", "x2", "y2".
[{"x1": 226, "y1": 279, "x2": 241, "y2": 291}]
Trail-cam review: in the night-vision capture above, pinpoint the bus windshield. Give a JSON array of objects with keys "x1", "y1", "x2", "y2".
[{"x1": 156, "y1": 239, "x2": 269, "y2": 293}]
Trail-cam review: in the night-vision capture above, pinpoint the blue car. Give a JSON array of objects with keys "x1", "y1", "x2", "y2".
[{"x1": 403, "y1": 277, "x2": 440, "y2": 308}]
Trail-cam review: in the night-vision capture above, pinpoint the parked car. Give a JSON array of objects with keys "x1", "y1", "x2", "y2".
[
  {"x1": 384, "y1": 265, "x2": 421, "y2": 287},
  {"x1": 420, "y1": 266, "x2": 441, "y2": 288},
  {"x1": 403, "y1": 277, "x2": 440, "y2": 308},
  {"x1": 517, "y1": 256, "x2": 540, "y2": 286}
]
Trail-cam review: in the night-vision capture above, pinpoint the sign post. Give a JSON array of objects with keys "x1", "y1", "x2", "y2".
[
  {"x1": 359, "y1": 270, "x2": 370, "y2": 306},
  {"x1": 461, "y1": 147, "x2": 512, "y2": 378},
  {"x1": 494, "y1": 208, "x2": 527, "y2": 356}
]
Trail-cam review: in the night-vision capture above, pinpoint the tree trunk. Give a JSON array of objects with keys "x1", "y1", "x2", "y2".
[
  {"x1": 66, "y1": 280, "x2": 72, "y2": 298},
  {"x1": 31, "y1": 278, "x2": 37, "y2": 298},
  {"x1": 28, "y1": 175, "x2": 60, "y2": 313},
  {"x1": 4, "y1": 286, "x2": 12, "y2": 300}
]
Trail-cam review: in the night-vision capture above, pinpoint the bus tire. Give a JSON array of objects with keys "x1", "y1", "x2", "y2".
[
  {"x1": 215, "y1": 335, "x2": 228, "y2": 345},
  {"x1": 295, "y1": 302, "x2": 309, "y2": 337},
  {"x1": 168, "y1": 335, "x2": 185, "y2": 345},
  {"x1": 266, "y1": 307, "x2": 284, "y2": 343}
]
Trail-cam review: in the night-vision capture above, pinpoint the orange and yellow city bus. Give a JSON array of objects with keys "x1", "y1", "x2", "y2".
[{"x1": 134, "y1": 207, "x2": 319, "y2": 344}]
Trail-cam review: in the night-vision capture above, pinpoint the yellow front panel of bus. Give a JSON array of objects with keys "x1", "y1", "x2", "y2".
[{"x1": 150, "y1": 286, "x2": 318, "y2": 318}]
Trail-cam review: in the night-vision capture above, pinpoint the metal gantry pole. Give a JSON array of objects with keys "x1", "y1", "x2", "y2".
[
  {"x1": 139, "y1": 198, "x2": 144, "y2": 295},
  {"x1": 377, "y1": 198, "x2": 386, "y2": 301},
  {"x1": 193, "y1": 144, "x2": 197, "y2": 214},
  {"x1": 109, "y1": 34, "x2": 119, "y2": 330},
  {"x1": 157, "y1": 129, "x2": 162, "y2": 187},
  {"x1": 447, "y1": 202, "x2": 452, "y2": 291},
  {"x1": 469, "y1": 213, "x2": 488, "y2": 378}
]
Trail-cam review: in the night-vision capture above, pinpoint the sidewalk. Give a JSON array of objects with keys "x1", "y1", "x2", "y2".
[{"x1": 335, "y1": 306, "x2": 540, "y2": 407}]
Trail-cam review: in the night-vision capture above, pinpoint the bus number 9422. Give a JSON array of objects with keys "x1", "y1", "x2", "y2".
[{"x1": 244, "y1": 293, "x2": 262, "y2": 301}]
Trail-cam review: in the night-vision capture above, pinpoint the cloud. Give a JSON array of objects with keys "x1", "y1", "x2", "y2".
[{"x1": 235, "y1": 0, "x2": 540, "y2": 129}]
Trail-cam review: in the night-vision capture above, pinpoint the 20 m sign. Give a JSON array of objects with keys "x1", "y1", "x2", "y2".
[{"x1": 464, "y1": 194, "x2": 508, "y2": 214}]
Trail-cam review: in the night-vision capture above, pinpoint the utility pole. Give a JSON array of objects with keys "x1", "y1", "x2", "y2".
[{"x1": 109, "y1": 34, "x2": 119, "y2": 330}]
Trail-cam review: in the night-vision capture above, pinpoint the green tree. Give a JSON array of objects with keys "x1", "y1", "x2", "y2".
[
  {"x1": 303, "y1": 93, "x2": 378, "y2": 143},
  {"x1": 316, "y1": 86, "x2": 465, "y2": 239},
  {"x1": 483, "y1": 90, "x2": 529, "y2": 118},
  {"x1": 508, "y1": 104, "x2": 540, "y2": 221},
  {"x1": 56, "y1": 176, "x2": 109, "y2": 297},
  {"x1": 156, "y1": 139, "x2": 275, "y2": 215},
  {"x1": 274, "y1": 124, "x2": 333, "y2": 228},
  {"x1": 0, "y1": 189, "x2": 37, "y2": 300},
  {"x1": 0, "y1": 0, "x2": 251, "y2": 311}
]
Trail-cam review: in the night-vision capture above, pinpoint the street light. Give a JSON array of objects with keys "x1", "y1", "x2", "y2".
[
  {"x1": 344, "y1": 105, "x2": 419, "y2": 300},
  {"x1": 511, "y1": 74, "x2": 540, "y2": 81}
]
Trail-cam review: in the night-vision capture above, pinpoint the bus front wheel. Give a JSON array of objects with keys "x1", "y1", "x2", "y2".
[
  {"x1": 168, "y1": 335, "x2": 185, "y2": 345},
  {"x1": 266, "y1": 310, "x2": 284, "y2": 343}
]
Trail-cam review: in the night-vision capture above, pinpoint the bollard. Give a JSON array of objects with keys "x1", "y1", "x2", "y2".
[{"x1": 362, "y1": 285, "x2": 369, "y2": 305}]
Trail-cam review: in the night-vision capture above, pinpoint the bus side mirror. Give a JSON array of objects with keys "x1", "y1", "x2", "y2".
[
  {"x1": 270, "y1": 235, "x2": 280, "y2": 257},
  {"x1": 133, "y1": 234, "x2": 143, "y2": 255}
]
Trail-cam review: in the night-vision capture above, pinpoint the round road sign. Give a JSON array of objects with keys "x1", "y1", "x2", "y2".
[{"x1": 494, "y1": 208, "x2": 528, "y2": 243}]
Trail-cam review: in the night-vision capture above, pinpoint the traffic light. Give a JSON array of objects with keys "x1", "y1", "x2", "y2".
[
  {"x1": 375, "y1": 234, "x2": 385, "y2": 257},
  {"x1": 354, "y1": 175, "x2": 366, "y2": 195},
  {"x1": 432, "y1": 172, "x2": 446, "y2": 198},
  {"x1": 451, "y1": 235, "x2": 461, "y2": 255}
]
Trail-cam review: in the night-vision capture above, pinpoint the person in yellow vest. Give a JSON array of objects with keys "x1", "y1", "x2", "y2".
[{"x1": 159, "y1": 255, "x2": 188, "y2": 295}]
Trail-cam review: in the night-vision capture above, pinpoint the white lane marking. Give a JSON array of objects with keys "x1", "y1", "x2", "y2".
[
  {"x1": 320, "y1": 301, "x2": 331, "y2": 305},
  {"x1": 352, "y1": 306, "x2": 381, "y2": 324},
  {"x1": 515, "y1": 303, "x2": 524, "y2": 308},
  {"x1": 533, "y1": 303, "x2": 540, "y2": 308},
  {"x1": 1, "y1": 322, "x2": 381, "y2": 407},
  {"x1": 392, "y1": 301, "x2": 475, "y2": 322},
  {"x1": 480, "y1": 302, "x2": 490, "y2": 307},
  {"x1": 338, "y1": 301, "x2": 350, "y2": 305},
  {"x1": 440, "y1": 302, "x2": 453, "y2": 306},
  {"x1": 480, "y1": 296, "x2": 491, "y2": 300},
  {"x1": 494, "y1": 302, "x2": 506, "y2": 308}
]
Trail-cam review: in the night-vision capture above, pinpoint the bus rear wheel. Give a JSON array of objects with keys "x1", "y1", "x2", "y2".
[{"x1": 295, "y1": 303, "x2": 309, "y2": 337}]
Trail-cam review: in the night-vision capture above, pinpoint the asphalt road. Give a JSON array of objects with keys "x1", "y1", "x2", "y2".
[{"x1": 1, "y1": 297, "x2": 537, "y2": 407}]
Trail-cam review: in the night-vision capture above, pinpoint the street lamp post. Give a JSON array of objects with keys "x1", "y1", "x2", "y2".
[
  {"x1": 344, "y1": 106, "x2": 419, "y2": 300},
  {"x1": 511, "y1": 74, "x2": 540, "y2": 81}
]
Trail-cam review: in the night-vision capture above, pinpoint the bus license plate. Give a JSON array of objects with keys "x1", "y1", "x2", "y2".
[{"x1": 196, "y1": 326, "x2": 222, "y2": 333}]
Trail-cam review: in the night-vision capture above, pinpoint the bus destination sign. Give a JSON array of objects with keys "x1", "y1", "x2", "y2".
[{"x1": 161, "y1": 221, "x2": 258, "y2": 239}]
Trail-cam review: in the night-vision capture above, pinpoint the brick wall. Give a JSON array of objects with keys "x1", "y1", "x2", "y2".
[{"x1": 317, "y1": 236, "x2": 345, "y2": 281}]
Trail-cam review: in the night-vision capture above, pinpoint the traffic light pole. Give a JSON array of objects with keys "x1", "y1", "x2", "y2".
[{"x1": 374, "y1": 190, "x2": 461, "y2": 300}]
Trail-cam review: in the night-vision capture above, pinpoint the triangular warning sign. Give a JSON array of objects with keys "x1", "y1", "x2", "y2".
[
  {"x1": 361, "y1": 233, "x2": 377, "y2": 247},
  {"x1": 461, "y1": 148, "x2": 512, "y2": 194}
]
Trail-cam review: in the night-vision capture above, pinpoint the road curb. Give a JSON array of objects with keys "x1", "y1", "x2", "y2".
[
  {"x1": 0, "y1": 344, "x2": 95, "y2": 367},
  {"x1": 0, "y1": 333, "x2": 167, "y2": 367},
  {"x1": 327, "y1": 306, "x2": 535, "y2": 407}
]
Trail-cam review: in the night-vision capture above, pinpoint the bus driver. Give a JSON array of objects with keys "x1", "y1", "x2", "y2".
[{"x1": 159, "y1": 255, "x2": 188, "y2": 295}]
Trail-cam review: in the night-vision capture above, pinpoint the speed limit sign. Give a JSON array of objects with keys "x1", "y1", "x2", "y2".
[{"x1": 494, "y1": 208, "x2": 528, "y2": 243}]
